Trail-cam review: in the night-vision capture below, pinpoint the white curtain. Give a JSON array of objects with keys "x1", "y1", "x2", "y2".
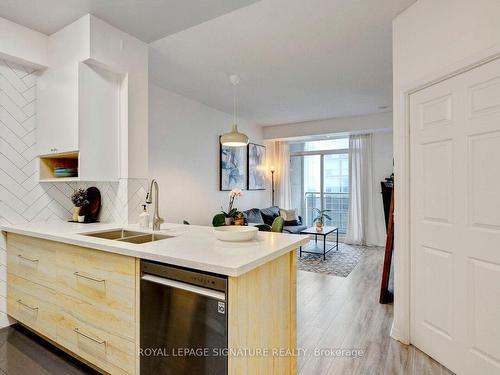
[
  {"x1": 273, "y1": 141, "x2": 292, "y2": 208},
  {"x1": 345, "y1": 134, "x2": 380, "y2": 246}
]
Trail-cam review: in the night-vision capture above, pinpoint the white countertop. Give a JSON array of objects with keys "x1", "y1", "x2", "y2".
[{"x1": 1, "y1": 222, "x2": 309, "y2": 277}]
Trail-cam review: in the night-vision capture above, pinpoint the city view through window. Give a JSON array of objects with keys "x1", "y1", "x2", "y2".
[{"x1": 290, "y1": 138, "x2": 349, "y2": 233}]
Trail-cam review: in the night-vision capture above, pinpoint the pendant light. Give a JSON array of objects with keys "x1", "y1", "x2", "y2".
[{"x1": 220, "y1": 74, "x2": 249, "y2": 147}]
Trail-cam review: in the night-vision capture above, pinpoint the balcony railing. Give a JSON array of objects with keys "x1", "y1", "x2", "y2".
[{"x1": 303, "y1": 192, "x2": 349, "y2": 234}]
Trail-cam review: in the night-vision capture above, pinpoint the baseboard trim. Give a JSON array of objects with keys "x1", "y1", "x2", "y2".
[{"x1": 390, "y1": 323, "x2": 410, "y2": 345}]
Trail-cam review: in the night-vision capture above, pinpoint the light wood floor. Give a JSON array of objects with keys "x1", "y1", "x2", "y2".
[{"x1": 297, "y1": 246, "x2": 454, "y2": 375}]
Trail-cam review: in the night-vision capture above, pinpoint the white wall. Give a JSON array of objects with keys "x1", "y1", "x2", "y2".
[
  {"x1": 263, "y1": 111, "x2": 392, "y2": 140},
  {"x1": 392, "y1": 0, "x2": 500, "y2": 344},
  {"x1": 89, "y1": 16, "x2": 149, "y2": 180},
  {"x1": 149, "y1": 84, "x2": 270, "y2": 225},
  {"x1": 393, "y1": 0, "x2": 500, "y2": 90},
  {"x1": 0, "y1": 16, "x2": 47, "y2": 68}
]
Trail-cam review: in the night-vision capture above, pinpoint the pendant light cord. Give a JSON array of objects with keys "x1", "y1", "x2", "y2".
[{"x1": 233, "y1": 82, "x2": 237, "y2": 126}]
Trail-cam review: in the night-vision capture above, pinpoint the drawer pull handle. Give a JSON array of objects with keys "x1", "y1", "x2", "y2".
[
  {"x1": 17, "y1": 299, "x2": 39, "y2": 311},
  {"x1": 17, "y1": 254, "x2": 39, "y2": 263},
  {"x1": 74, "y1": 272, "x2": 105, "y2": 283},
  {"x1": 73, "y1": 328, "x2": 106, "y2": 346}
]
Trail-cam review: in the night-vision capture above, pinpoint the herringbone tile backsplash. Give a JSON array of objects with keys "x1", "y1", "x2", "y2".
[{"x1": 0, "y1": 59, "x2": 148, "y2": 327}]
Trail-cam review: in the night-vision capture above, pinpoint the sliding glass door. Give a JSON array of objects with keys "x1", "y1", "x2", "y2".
[
  {"x1": 322, "y1": 153, "x2": 349, "y2": 232},
  {"x1": 290, "y1": 139, "x2": 349, "y2": 233},
  {"x1": 291, "y1": 154, "x2": 320, "y2": 227}
]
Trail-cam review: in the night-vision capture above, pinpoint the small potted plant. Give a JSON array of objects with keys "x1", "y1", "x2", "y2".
[
  {"x1": 234, "y1": 211, "x2": 245, "y2": 226},
  {"x1": 71, "y1": 188, "x2": 89, "y2": 222},
  {"x1": 221, "y1": 188, "x2": 243, "y2": 225},
  {"x1": 312, "y1": 208, "x2": 332, "y2": 231}
]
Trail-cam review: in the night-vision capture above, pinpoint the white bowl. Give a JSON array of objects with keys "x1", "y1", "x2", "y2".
[{"x1": 213, "y1": 226, "x2": 258, "y2": 242}]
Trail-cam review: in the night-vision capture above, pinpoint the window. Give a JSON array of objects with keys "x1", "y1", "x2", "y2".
[{"x1": 290, "y1": 138, "x2": 349, "y2": 233}]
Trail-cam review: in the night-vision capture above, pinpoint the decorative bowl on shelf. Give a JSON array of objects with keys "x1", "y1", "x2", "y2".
[{"x1": 213, "y1": 226, "x2": 258, "y2": 242}]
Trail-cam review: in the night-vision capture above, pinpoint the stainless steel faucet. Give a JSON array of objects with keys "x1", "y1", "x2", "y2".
[{"x1": 146, "y1": 179, "x2": 164, "y2": 231}]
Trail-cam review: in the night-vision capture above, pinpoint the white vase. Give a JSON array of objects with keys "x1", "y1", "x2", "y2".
[
  {"x1": 225, "y1": 217, "x2": 232, "y2": 226},
  {"x1": 78, "y1": 215, "x2": 85, "y2": 223}
]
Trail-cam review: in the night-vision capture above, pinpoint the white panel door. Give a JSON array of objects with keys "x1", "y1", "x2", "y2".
[{"x1": 410, "y1": 57, "x2": 500, "y2": 375}]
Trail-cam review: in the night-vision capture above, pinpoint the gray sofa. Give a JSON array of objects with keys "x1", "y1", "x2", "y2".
[{"x1": 243, "y1": 206, "x2": 307, "y2": 234}]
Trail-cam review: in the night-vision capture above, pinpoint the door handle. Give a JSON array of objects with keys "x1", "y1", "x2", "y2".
[
  {"x1": 17, "y1": 299, "x2": 39, "y2": 311},
  {"x1": 73, "y1": 328, "x2": 106, "y2": 346},
  {"x1": 17, "y1": 254, "x2": 39, "y2": 263},
  {"x1": 141, "y1": 274, "x2": 225, "y2": 301},
  {"x1": 74, "y1": 272, "x2": 105, "y2": 284}
]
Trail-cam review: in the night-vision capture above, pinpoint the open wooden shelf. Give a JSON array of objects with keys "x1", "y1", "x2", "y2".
[{"x1": 39, "y1": 152, "x2": 80, "y2": 182}]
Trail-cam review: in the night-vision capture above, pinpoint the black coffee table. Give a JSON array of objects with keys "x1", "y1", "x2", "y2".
[{"x1": 299, "y1": 226, "x2": 339, "y2": 260}]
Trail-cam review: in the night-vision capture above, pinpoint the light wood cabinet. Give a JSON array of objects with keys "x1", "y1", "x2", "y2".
[
  {"x1": 57, "y1": 311, "x2": 136, "y2": 375},
  {"x1": 228, "y1": 249, "x2": 297, "y2": 374},
  {"x1": 36, "y1": 61, "x2": 121, "y2": 182},
  {"x1": 7, "y1": 273, "x2": 59, "y2": 341},
  {"x1": 6, "y1": 234, "x2": 138, "y2": 375},
  {"x1": 7, "y1": 233, "x2": 57, "y2": 288},
  {"x1": 56, "y1": 243, "x2": 136, "y2": 341},
  {"x1": 6, "y1": 233, "x2": 298, "y2": 375}
]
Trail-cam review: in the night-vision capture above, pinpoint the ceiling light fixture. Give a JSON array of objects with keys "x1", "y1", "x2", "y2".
[{"x1": 220, "y1": 75, "x2": 249, "y2": 147}]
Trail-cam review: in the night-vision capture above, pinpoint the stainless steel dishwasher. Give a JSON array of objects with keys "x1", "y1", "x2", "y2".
[{"x1": 140, "y1": 260, "x2": 228, "y2": 375}]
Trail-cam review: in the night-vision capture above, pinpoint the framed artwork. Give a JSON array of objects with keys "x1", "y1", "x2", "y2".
[
  {"x1": 247, "y1": 143, "x2": 266, "y2": 190},
  {"x1": 219, "y1": 137, "x2": 247, "y2": 191}
]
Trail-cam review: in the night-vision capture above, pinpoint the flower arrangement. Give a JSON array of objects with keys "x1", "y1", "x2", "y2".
[
  {"x1": 71, "y1": 188, "x2": 89, "y2": 222},
  {"x1": 71, "y1": 188, "x2": 89, "y2": 207},
  {"x1": 221, "y1": 188, "x2": 243, "y2": 218},
  {"x1": 213, "y1": 188, "x2": 244, "y2": 226}
]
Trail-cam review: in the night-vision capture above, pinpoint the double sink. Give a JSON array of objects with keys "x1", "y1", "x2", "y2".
[{"x1": 82, "y1": 229, "x2": 172, "y2": 244}]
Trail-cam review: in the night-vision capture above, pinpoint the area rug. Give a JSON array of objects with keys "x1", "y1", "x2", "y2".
[{"x1": 297, "y1": 242, "x2": 368, "y2": 277}]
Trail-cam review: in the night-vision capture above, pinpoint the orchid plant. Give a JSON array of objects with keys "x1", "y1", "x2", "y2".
[{"x1": 221, "y1": 188, "x2": 243, "y2": 218}]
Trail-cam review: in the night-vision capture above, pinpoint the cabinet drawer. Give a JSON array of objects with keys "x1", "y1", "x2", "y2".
[
  {"x1": 57, "y1": 312, "x2": 135, "y2": 375},
  {"x1": 7, "y1": 234, "x2": 56, "y2": 287},
  {"x1": 58, "y1": 289, "x2": 135, "y2": 341},
  {"x1": 56, "y1": 244, "x2": 136, "y2": 340},
  {"x1": 7, "y1": 273, "x2": 59, "y2": 340},
  {"x1": 56, "y1": 243, "x2": 135, "y2": 289}
]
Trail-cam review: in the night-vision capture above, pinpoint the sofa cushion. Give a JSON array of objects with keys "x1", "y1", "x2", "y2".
[
  {"x1": 281, "y1": 209, "x2": 302, "y2": 226},
  {"x1": 283, "y1": 225, "x2": 307, "y2": 234},
  {"x1": 260, "y1": 206, "x2": 280, "y2": 225},
  {"x1": 280, "y1": 208, "x2": 299, "y2": 222},
  {"x1": 243, "y1": 208, "x2": 264, "y2": 224}
]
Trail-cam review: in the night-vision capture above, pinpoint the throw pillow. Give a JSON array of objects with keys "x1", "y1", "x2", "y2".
[
  {"x1": 280, "y1": 208, "x2": 300, "y2": 226},
  {"x1": 243, "y1": 208, "x2": 264, "y2": 224},
  {"x1": 260, "y1": 206, "x2": 280, "y2": 225},
  {"x1": 280, "y1": 208, "x2": 298, "y2": 221}
]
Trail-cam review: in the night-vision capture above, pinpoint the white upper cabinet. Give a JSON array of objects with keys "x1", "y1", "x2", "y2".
[
  {"x1": 37, "y1": 64, "x2": 78, "y2": 155},
  {"x1": 36, "y1": 61, "x2": 120, "y2": 181}
]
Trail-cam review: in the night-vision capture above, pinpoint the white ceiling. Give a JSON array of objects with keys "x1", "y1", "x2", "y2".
[
  {"x1": 150, "y1": 0, "x2": 416, "y2": 126},
  {"x1": 0, "y1": 0, "x2": 259, "y2": 42}
]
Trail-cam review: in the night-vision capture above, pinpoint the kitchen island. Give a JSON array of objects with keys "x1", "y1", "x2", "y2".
[{"x1": 1, "y1": 222, "x2": 308, "y2": 374}]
